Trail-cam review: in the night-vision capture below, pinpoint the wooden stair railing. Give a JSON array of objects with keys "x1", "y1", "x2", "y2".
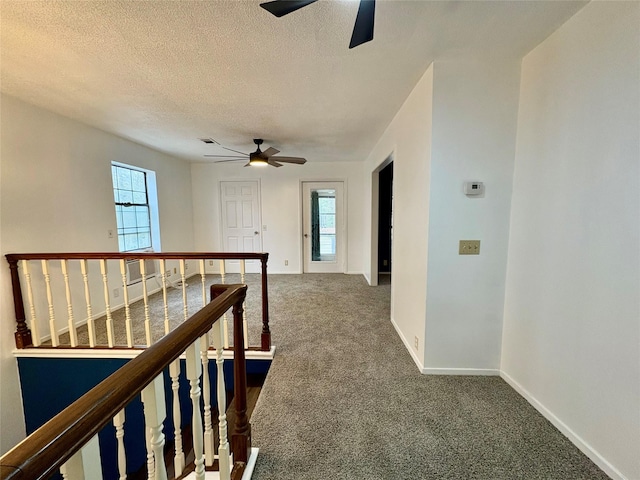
[
  {"x1": 0, "y1": 284, "x2": 252, "y2": 480},
  {"x1": 5, "y1": 252, "x2": 271, "y2": 352}
]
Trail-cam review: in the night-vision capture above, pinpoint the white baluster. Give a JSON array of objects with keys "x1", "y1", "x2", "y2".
[
  {"x1": 212, "y1": 320, "x2": 230, "y2": 479},
  {"x1": 113, "y1": 409, "x2": 127, "y2": 480},
  {"x1": 201, "y1": 334, "x2": 214, "y2": 466},
  {"x1": 41, "y1": 260, "x2": 58, "y2": 347},
  {"x1": 200, "y1": 259, "x2": 207, "y2": 308},
  {"x1": 140, "y1": 259, "x2": 152, "y2": 346},
  {"x1": 145, "y1": 422, "x2": 155, "y2": 480},
  {"x1": 60, "y1": 260, "x2": 78, "y2": 347},
  {"x1": 180, "y1": 260, "x2": 188, "y2": 322},
  {"x1": 119, "y1": 260, "x2": 133, "y2": 348},
  {"x1": 22, "y1": 260, "x2": 40, "y2": 346},
  {"x1": 59, "y1": 434, "x2": 103, "y2": 480},
  {"x1": 220, "y1": 260, "x2": 229, "y2": 349},
  {"x1": 100, "y1": 260, "x2": 115, "y2": 347},
  {"x1": 59, "y1": 464, "x2": 70, "y2": 480},
  {"x1": 240, "y1": 259, "x2": 248, "y2": 350},
  {"x1": 169, "y1": 360, "x2": 185, "y2": 476},
  {"x1": 141, "y1": 376, "x2": 168, "y2": 480},
  {"x1": 219, "y1": 259, "x2": 226, "y2": 284},
  {"x1": 160, "y1": 259, "x2": 170, "y2": 335},
  {"x1": 80, "y1": 260, "x2": 96, "y2": 348},
  {"x1": 186, "y1": 341, "x2": 205, "y2": 480}
]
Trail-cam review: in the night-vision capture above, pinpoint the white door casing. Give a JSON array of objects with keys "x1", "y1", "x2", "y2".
[
  {"x1": 220, "y1": 181, "x2": 262, "y2": 273},
  {"x1": 302, "y1": 181, "x2": 345, "y2": 273}
]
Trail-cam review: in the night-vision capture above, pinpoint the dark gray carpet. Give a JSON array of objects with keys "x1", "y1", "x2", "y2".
[{"x1": 249, "y1": 274, "x2": 607, "y2": 480}]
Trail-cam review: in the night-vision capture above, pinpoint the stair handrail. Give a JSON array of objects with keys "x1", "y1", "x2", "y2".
[
  {"x1": 0, "y1": 283, "x2": 250, "y2": 480},
  {"x1": 5, "y1": 251, "x2": 271, "y2": 351}
]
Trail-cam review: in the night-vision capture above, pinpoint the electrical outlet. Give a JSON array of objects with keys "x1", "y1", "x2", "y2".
[
  {"x1": 173, "y1": 268, "x2": 177, "y2": 274},
  {"x1": 459, "y1": 240, "x2": 481, "y2": 255},
  {"x1": 209, "y1": 260, "x2": 214, "y2": 266},
  {"x1": 107, "y1": 229, "x2": 114, "y2": 239},
  {"x1": 414, "y1": 336, "x2": 419, "y2": 349},
  {"x1": 285, "y1": 260, "x2": 288, "y2": 266},
  {"x1": 185, "y1": 263, "x2": 189, "y2": 270},
  {"x1": 113, "y1": 288, "x2": 119, "y2": 298},
  {"x1": 166, "y1": 269, "x2": 171, "y2": 276}
]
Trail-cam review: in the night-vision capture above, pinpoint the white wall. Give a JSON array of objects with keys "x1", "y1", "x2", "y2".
[
  {"x1": 191, "y1": 161, "x2": 364, "y2": 275},
  {"x1": 501, "y1": 2, "x2": 640, "y2": 479},
  {"x1": 361, "y1": 59, "x2": 520, "y2": 373},
  {"x1": 0, "y1": 94, "x2": 195, "y2": 454},
  {"x1": 424, "y1": 60, "x2": 521, "y2": 372},
  {"x1": 362, "y1": 65, "x2": 434, "y2": 367}
]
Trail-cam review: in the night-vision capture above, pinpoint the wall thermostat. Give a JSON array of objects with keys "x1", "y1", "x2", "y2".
[{"x1": 464, "y1": 181, "x2": 484, "y2": 196}]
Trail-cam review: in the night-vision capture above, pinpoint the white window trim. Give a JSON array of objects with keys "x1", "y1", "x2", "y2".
[{"x1": 112, "y1": 161, "x2": 162, "y2": 252}]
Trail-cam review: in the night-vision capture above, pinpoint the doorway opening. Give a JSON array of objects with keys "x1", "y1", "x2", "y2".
[{"x1": 377, "y1": 162, "x2": 393, "y2": 285}]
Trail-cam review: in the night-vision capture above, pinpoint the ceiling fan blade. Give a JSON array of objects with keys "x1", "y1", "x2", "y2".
[
  {"x1": 349, "y1": 0, "x2": 376, "y2": 49},
  {"x1": 221, "y1": 146, "x2": 249, "y2": 156},
  {"x1": 262, "y1": 147, "x2": 280, "y2": 158},
  {"x1": 204, "y1": 155, "x2": 246, "y2": 158},
  {"x1": 268, "y1": 160, "x2": 283, "y2": 168},
  {"x1": 260, "y1": 0, "x2": 318, "y2": 17},
  {"x1": 271, "y1": 156, "x2": 306, "y2": 164},
  {"x1": 213, "y1": 159, "x2": 246, "y2": 163}
]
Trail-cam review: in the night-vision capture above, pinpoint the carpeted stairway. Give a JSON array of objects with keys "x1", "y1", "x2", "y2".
[{"x1": 249, "y1": 274, "x2": 607, "y2": 480}]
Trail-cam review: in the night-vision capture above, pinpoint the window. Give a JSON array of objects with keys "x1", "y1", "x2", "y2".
[
  {"x1": 112, "y1": 163, "x2": 155, "y2": 252},
  {"x1": 311, "y1": 189, "x2": 337, "y2": 261},
  {"x1": 318, "y1": 194, "x2": 336, "y2": 258}
]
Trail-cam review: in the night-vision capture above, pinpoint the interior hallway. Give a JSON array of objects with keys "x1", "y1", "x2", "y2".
[{"x1": 249, "y1": 274, "x2": 606, "y2": 480}]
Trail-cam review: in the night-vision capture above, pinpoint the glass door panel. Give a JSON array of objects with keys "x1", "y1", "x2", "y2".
[{"x1": 303, "y1": 182, "x2": 344, "y2": 273}]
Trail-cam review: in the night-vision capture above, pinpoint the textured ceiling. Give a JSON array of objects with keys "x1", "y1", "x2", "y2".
[{"x1": 0, "y1": 0, "x2": 586, "y2": 163}]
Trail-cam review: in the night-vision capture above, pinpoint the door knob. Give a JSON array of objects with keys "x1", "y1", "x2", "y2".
[
  {"x1": 254, "y1": 231, "x2": 259, "y2": 235},
  {"x1": 304, "y1": 234, "x2": 309, "y2": 238}
]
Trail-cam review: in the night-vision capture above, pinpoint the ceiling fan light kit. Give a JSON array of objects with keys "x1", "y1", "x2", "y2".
[
  {"x1": 249, "y1": 157, "x2": 268, "y2": 167},
  {"x1": 260, "y1": 0, "x2": 376, "y2": 49}
]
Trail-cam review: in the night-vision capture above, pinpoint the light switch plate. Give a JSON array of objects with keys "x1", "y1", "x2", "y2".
[{"x1": 459, "y1": 240, "x2": 480, "y2": 255}]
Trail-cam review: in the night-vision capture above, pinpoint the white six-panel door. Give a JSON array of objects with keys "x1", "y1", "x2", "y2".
[{"x1": 220, "y1": 181, "x2": 262, "y2": 273}]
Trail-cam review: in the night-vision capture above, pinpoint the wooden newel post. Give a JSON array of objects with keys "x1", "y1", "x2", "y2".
[
  {"x1": 260, "y1": 256, "x2": 271, "y2": 351},
  {"x1": 232, "y1": 295, "x2": 251, "y2": 465},
  {"x1": 7, "y1": 258, "x2": 32, "y2": 348}
]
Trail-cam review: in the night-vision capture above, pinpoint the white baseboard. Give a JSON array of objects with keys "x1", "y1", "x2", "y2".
[
  {"x1": 390, "y1": 316, "x2": 425, "y2": 371},
  {"x1": 388, "y1": 326, "x2": 624, "y2": 477},
  {"x1": 242, "y1": 447, "x2": 259, "y2": 480},
  {"x1": 389, "y1": 317, "x2": 498, "y2": 377},
  {"x1": 500, "y1": 370, "x2": 625, "y2": 480},
  {"x1": 422, "y1": 367, "x2": 500, "y2": 376}
]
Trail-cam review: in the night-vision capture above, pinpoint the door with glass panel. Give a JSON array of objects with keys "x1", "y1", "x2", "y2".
[{"x1": 302, "y1": 182, "x2": 345, "y2": 273}]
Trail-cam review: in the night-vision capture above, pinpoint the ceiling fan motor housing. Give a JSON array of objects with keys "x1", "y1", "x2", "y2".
[{"x1": 250, "y1": 139, "x2": 268, "y2": 164}]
